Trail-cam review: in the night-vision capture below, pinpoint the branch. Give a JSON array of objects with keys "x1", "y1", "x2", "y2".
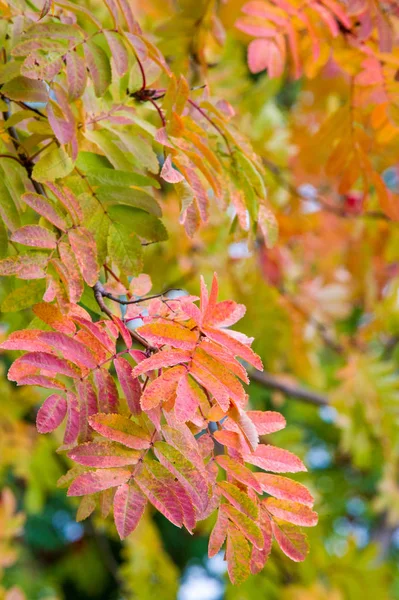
[
  {"x1": 250, "y1": 370, "x2": 329, "y2": 407},
  {"x1": 93, "y1": 282, "x2": 152, "y2": 350}
]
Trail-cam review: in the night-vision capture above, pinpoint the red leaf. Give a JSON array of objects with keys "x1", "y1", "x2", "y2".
[
  {"x1": 131, "y1": 349, "x2": 192, "y2": 377},
  {"x1": 112, "y1": 317, "x2": 132, "y2": 349},
  {"x1": 39, "y1": 332, "x2": 97, "y2": 370},
  {"x1": 68, "y1": 227, "x2": 99, "y2": 286},
  {"x1": 113, "y1": 483, "x2": 147, "y2": 539},
  {"x1": 45, "y1": 183, "x2": 83, "y2": 224},
  {"x1": 94, "y1": 368, "x2": 119, "y2": 413},
  {"x1": 114, "y1": 356, "x2": 141, "y2": 415},
  {"x1": 68, "y1": 468, "x2": 131, "y2": 496},
  {"x1": 36, "y1": 393, "x2": 67, "y2": 433},
  {"x1": 11, "y1": 225, "x2": 57, "y2": 249},
  {"x1": 68, "y1": 442, "x2": 140, "y2": 468},
  {"x1": 89, "y1": 413, "x2": 152, "y2": 449},
  {"x1": 9, "y1": 352, "x2": 79, "y2": 380},
  {"x1": 64, "y1": 391, "x2": 80, "y2": 445},
  {"x1": 136, "y1": 464, "x2": 184, "y2": 528}
]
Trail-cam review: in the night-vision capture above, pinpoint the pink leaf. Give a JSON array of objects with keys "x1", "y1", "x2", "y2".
[
  {"x1": 208, "y1": 507, "x2": 228, "y2": 557},
  {"x1": 11, "y1": 225, "x2": 57, "y2": 249},
  {"x1": 33, "y1": 303, "x2": 76, "y2": 335},
  {"x1": 104, "y1": 31, "x2": 129, "y2": 76},
  {"x1": 89, "y1": 413, "x2": 152, "y2": 449},
  {"x1": 131, "y1": 349, "x2": 192, "y2": 377},
  {"x1": 271, "y1": 519, "x2": 309, "y2": 562},
  {"x1": 175, "y1": 373, "x2": 201, "y2": 422},
  {"x1": 161, "y1": 155, "x2": 185, "y2": 183},
  {"x1": 68, "y1": 227, "x2": 99, "y2": 287},
  {"x1": 39, "y1": 332, "x2": 97, "y2": 370},
  {"x1": 247, "y1": 410, "x2": 286, "y2": 434},
  {"x1": 215, "y1": 456, "x2": 262, "y2": 493},
  {"x1": 202, "y1": 326, "x2": 263, "y2": 370},
  {"x1": 114, "y1": 357, "x2": 141, "y2": 415},
  {"x1": 21, "y1": 193, "x2": 67, "y2": 231},
  {"x1": 263, "y1": 498, "x2": 318, "y2": 527},
  {"x1": 94, "y1": 368, "x2": 119, "y2": 413},
  {"x1": 9, "y1": 352, "x2": 79, "y2": 380},
  {"x1": 113, "y1": 483, "x2": 147, "y2": 538},
  {"x1": 68, "y1": 468, "x2": 131, "y2": 496},
  {"x1": 112, "y1": 317, "x2": 132, "y2": 349},
  {"x1": 1, "y1": 330, "x2": 51, "y2": 353},
  {"x1": 140, "y1": 365, "x2": 185, "y2": 411},
  {"x1": 255, "y1": 473, "x2": 314, "y2": 507},
  {"x1": 136, "y1": 464, "x2": 184, "y2": 528},
  {"x1": 244, "y1": 445, "x2": 307, "y2": 473},
  {"x1": 66, "y1": 51, "x2": 87, "y2": 100},
  {"x1": 68, "y1": 442, "x2": 140, "y2": 468},
  {"x1": 64, "y1": 391, "x2": 80, "y2": 445},
  {"x1": 36, "y1": 393, "x2": 67, "y2": 433}
]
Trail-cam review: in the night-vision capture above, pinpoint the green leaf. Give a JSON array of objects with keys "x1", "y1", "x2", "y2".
[
  {"x1": 76, "y1": 151, "x2": 113, "y2": 171},
  {"x1": 0, "y1": 61, "x2": 21, "y2": 84},
  {"x1": 0, "y1": 173, "x2": 21, "y2": 231},
  {"x1": 32, "y1": 146, "x2": 74, "y2": 182},
  {"x1": 84, "y1": 130, "x2": 134, "y2": 172},
  {"x1": 1, "y1": 280, "x2": 45, "y2": 312},
  {"x1": 108, "y1": 205, "x2": 168, "y2": 242},
  {"x1": 107, "y1": 223, "x2": 143, "y2": 278},
  {"x1": 85, "y1": 168, "x2": 160, "y2": 189},
  {"x1": 1, "y1": 76, "x2": 48, "y2": 103},
  {"x1": 96, "y1": 186, "x2": 161, "y2": 217},
  {"x1": 0, "y1": 218, "x2": 8, "y2": 258}
]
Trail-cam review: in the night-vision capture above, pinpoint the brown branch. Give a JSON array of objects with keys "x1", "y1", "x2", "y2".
[
  {"x1": 93, "y1": 282, "x2": 152, "y2": 349},
  {"x1": 250, "y1": 370, "x2": 329, "y2": 407}
]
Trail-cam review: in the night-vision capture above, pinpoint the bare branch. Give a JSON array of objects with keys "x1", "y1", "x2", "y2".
[{"x1": 250, "y1": 370, "x2": 329, "y2": 407}]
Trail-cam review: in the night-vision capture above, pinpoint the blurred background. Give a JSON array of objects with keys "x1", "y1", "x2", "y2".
[{"x1": 1, "y1": 0, "x2": 399, "y2": 598}]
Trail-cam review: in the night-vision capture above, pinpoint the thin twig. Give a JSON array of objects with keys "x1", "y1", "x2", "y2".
[{"x1": 250, "y1": 370, "x2": 329, "y2": 407}]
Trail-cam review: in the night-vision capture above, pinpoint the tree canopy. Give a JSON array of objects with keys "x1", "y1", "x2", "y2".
[{"x1": 0, "y1": 1, "x2": 398, "y2": 599}]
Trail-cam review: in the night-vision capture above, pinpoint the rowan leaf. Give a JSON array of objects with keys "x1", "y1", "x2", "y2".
[
  {"x1": 89, "y1": 413, "x2": 152, "y2": 449},
  {"x1": 215, "y1": 456, "x2": 262, "y2": 493},
  {"x1": 263, "y1": 498, "x2": 318, "y2": 527},
  {"x1": 32, "y1": 146, "x2": 74, "y2": 182},
  {"x1": 218, "y1": 481, "x2": 259, "y2": 520},
  {"x1": 131, "y1": 349, "x2": 192, "y2": 377},
  {"x1": 114, "y1": 356, "x2": 141, "y2": 415},
  {"x1": 138, "y1": 320, "x2": 198, "y2": 350},
  {"x1": 94, "y1": 368, "x2": 119, "y2": 413},
  {"x1": 247, "y1": 410, "x2": 286, "y2": 435},
  {"x1": 271, "y1": 519, "x2": 309, "y2": 562},
  {"x1": 8, "y1": 352, "x2": 79, "y2": 381},
  {"x1": 39, "y1": 332, "x2": 97, "y2": 370},
  {"x1": 226, "y1": 525, "x2": 251, "y2": 585},
  {"x1": 68, "y1": 468, "x2": 131, "y2": 496},
  {"x1": 255, "y1": 473, "x2": 314, "y2": 507},
  {"x1": 245, "y1": 445, "x2": 307, "y2": 473},
  {"x1": 222, "y1": 504, "x2": 263, "y2": 549},
  {"x1": 113, "y1": 483, "x2": 147, "y2": 539},
  {"x1": 68, "y1": 227, "x2": 99, "y2": 287},
  {"x1": 68, "y1": 442, "x2": 140, "y2": 468},
  {"x1": 21, "y1": 193, "x2": 67, "y2": 231},
  {"x1": 36, "y1": 393, "x2": 67, "y2": 433},
  {"x1": 11, "y1": 225, "x2": 57, "y2": 249},
  {"x1": 135, "y1": 464, "x2": 184, "y2": 528},
  {"x1": 140, "y1": 365, "x2": 185, "y2": 411},
  {"x1": 84, "y1": 40, "x2": 111, "y2": 97},
  {"x1": 208, "y1": 507, "x2": 228, "y2": 557}
]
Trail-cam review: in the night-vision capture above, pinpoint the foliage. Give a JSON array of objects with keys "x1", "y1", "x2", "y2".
[{"x1": 0, "y1": 0, "x2": 399, "y2": 598}]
